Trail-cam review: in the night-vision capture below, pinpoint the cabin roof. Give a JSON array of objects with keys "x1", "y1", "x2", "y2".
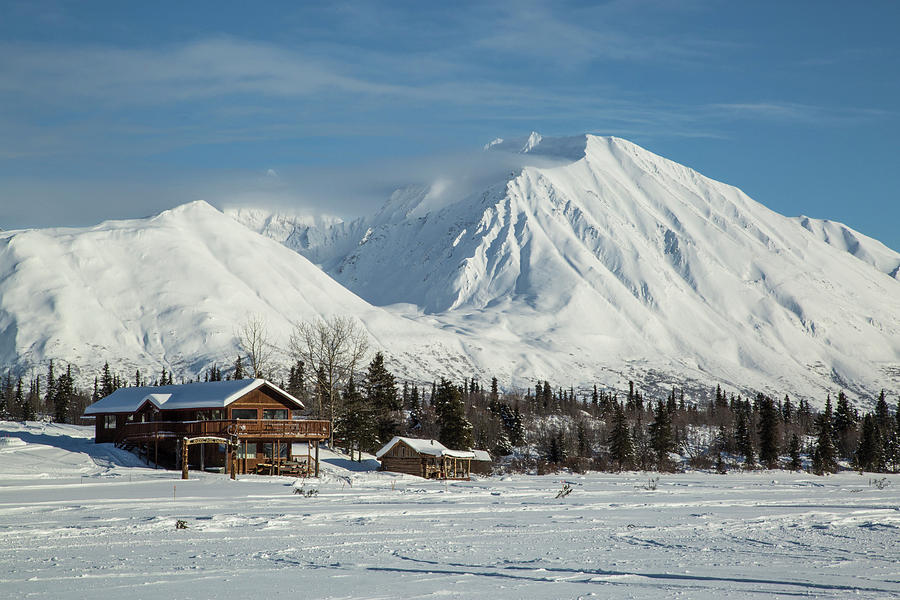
[
  {"x1": 83, "y1": 379, "x2": 303, "y2": 416},
  {"x1": 375, "y1": 436, "x2": 475, "y2": 459},
  {"x1": 472, "y1": 449, "x2": 492, "y2": 462}
]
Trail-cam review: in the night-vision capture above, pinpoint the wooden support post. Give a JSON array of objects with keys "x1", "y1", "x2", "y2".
[
  {"x1": 314, "y1": 441, "x2": 319, "y2": 477},
  {"x1": 181, "y1": 439, "x2": 189, "y2": 480}
]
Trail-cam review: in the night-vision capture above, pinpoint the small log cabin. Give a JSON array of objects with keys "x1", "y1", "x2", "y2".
[
  {"x1": 376, "y1": 436, "x2": 483, "y2": 480},
  {"x1": 83, "y1": 379, "x2": 329, "y2": 476}
]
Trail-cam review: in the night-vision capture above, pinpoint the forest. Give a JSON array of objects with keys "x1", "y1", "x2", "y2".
[{"x1": 1, "y1": 353, "x2": 898, "y2": 476}]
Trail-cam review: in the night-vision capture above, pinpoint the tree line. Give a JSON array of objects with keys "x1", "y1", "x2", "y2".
[{"x1": 2, "y1": 318, "x2": 898, "y2": 476}]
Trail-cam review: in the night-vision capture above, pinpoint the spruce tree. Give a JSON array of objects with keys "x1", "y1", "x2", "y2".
[
  {"x1": 812, "y1": 396, "x2": 838, "y2": 474},
  {"x1": 45, "y1": 360, "x2": 56, "y2": 416},
  {"x1": 233, "y1": 356, "x2": 244, "y2": 380},
  {"x1": 15, "y1": 377, "x2": 31, "y2": 421},
  {"x1": 874, "y1": 390, "x2": 890, "y2": 430},
  {"x1": 433, "y1": 378, "x2": 474, "y2": 450},
  {"x1": 407, "y1": 385, "x2": 422, "y2": 432},
  {"x1": 757, "y1": 395, "x2": 780, "y2": 468},
  {"x1": 833, "y1": 391, "x2": 857, "y2": 459},
  {"x1": 364, "y1": 352, "x2": 400, "y2": 444},
  {"x1": 854, "y1": 414, "x2": 884, "y2": 472},
  {"x1": 788, "y1": 433, "x2": 803, "y2": 471},
  {"x1": 334, "y1": 376, "x2": 377, "y2": 460},
  {"x1": 100, "y1": 362, "x2": 114, "y2": 398},
  {"x1": 607, "y1": 403, "x2": 633, "y2": 470},
  {"x1": 734, "y1": 406, "x2": 755, "y2": 469},
  {"x1": 648, "y1": 400, "x2": 674, "y2": 471},
  {"x1": 53, "y1": 365, "x2": 73, "y2": 423}
]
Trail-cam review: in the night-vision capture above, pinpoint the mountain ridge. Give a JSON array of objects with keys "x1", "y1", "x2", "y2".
[
  {"x1": 2, "y1": 135, "x2": 898, "y2": 406},
  {"x1": 233, "y1": 134, "x2": 900, "y2": 404}
]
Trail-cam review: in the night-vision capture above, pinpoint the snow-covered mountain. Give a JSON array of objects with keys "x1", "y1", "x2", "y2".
[
  {"x1": 234, "y1": 134, "x2": 900, "y2": 404},
  {"x1": 0, "y1": 201, "x2": 476, "y2": 384},
  {"x1": 3, "y1": 134, "x2": 899, "y2": 404},
  {"x1": 792, "y1": 215, "x2": 900, "y2": 280}
]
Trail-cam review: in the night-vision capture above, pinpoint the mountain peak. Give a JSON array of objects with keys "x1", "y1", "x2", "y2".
[{"x1": 484, "y1": 132, "x2": 588, "y2": 162}]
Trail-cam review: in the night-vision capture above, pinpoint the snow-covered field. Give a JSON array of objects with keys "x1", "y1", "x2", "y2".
[{"x1": 2, "y1": 422, "x2": 898, "y2": 599}]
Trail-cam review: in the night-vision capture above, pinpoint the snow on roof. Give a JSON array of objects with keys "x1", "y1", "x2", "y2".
[
  {"x1": 83, "y1": 379, "x2": 303, "y2": 416},
  {"x1": 472, "y1": 450, "x2": 491, "y2": 462},
  {"x1": 375, "y1": 436, "x2": 475, "y2": 459}
]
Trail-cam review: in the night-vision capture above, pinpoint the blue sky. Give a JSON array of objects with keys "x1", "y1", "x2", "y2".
[{"x1": 1, "y1": 0, "x2": 898, "y2": 251}]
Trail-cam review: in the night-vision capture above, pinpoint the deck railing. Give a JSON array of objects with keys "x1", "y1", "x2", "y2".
[{"x1": 118, "y1": 418, "x2": 330, "y2": 443}]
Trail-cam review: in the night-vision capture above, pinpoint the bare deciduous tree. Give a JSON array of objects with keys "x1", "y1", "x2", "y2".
[
  {"x1": 235, "y1": 314, "x2": 274, "y2": 379},
  {"x1": 289, "y1": 315, "x2": 369, "y2": 447}
]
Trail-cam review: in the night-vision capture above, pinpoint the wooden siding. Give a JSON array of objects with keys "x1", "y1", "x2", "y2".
[{"x1": 380, "y1": 456, "x2": 427, "y2": 478}]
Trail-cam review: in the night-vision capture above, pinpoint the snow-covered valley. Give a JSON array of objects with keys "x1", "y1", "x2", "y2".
[{"x1": 1, "y1": 421, "x2": 898, "y2": 599}]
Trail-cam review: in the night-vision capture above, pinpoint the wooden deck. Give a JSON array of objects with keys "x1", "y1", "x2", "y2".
[{"x1": 117, "y1": 419, "x2": 330, "y2": 444}]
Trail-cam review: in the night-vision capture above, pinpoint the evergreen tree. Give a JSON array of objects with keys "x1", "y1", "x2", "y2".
[
  {"x1": 576, "y1": 420, "x2": 590, "y2": 458},
  {"x1": 407, "y1": 385, "x2": 422, "y2": 432},
  {"x1": 833, "y1": 391, "x2": 857, "y2": 458},
  {"x1": 509, "y1": 406, "x2": 525, "y2": 447},
  {"x1": 734, "y1": 406, "x2": 755, "y2": 468},
  {"x1": 648, "y1": 400, "x2": 674, "y2": 471},
  {"x1": 364, "y1": 352, "x2": 401, "y2": 444},
  {"x1": 541, "y1": 380, "x2": 552, "y2": 412},
  {"x1": 874, "y1": 390, "x2": 890, "y2": 430},
  {"x1": 100, "y1": 362, "x2": 114, "y2": 398},
  {"x1": 607, "y1": 403, "x2": 634, "y2": 470},
  {"x1": 782, "y1": 395, "x2": 793, "y2": 423},
  {"x1": 788, "y1": 433, "x2": 803, "y2": 471},
  {"x1": 757, "y1": 395, "x2": 780, "y2": 468},
  {"x1": 15, "y1": 377, "x2": 32, "y2": 421},
  {"x1": 45, "y1": 360, "x2": 56, "y2": 416},
  {"x1": 546, "y1": 429, "x2": 567, "y2": 464},
  {"x1": 854, "y1": 413, "x2": 884, "y2": 472},
  {"x1": 334, "y1": 377, "x2": 377, "y2": 460},
  {"x1": 232, "y1": 356, "x2": 244, "y2": 380},
  {"x1": 53, "y1": 365, "x2": 74, "y2": 423},
  {"x1": 666, "y1": 388, "x2": 677, "y2": 415},
  {"x1": 0, "y1": 372, "x2": 7, "y2": 418},
  {"x1": 433, "y1": 378, "x2": 474, "y2": 450},
  {"x1": 286, "y1": 360, "x2": 305, "y2": 400},
  {"x1": 812, "y1": 396, "x2": 838, "y2": 474}
]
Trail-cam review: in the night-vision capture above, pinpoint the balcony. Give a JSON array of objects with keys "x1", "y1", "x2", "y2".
[{"x1": 117, "y1": 419, "x2": 331, "y2": 444}]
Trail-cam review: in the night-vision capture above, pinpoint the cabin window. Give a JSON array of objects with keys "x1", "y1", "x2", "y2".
[
  {"x1": 104, "y1": 415, "x2": 117, "y2": 428},
  {"x1": 262, "y1": 409, "x2": 288, "y2": 420},
  {"x1": 231, "y1": 409, "x2": 257, "y2": 420},
  {"x1": 210, "y1": 409, "x2": 224, "y2": 420}
]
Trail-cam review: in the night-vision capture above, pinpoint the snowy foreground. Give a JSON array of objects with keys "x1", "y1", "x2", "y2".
[{"x1": 1, "y1": 423, "x2": 898, "y2": 599}]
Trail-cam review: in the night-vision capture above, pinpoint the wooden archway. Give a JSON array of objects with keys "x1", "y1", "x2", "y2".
[{"x1": 181, "y1": 436, "x2": 237, "y2": 480}]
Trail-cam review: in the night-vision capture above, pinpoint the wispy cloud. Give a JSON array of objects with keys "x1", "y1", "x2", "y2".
[{"x1": 708, "y1": 102, "x2": 894, "y2": 125}]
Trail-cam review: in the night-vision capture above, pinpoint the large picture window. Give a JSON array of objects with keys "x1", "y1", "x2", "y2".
[
  {"x1": 262, "y1": 409, "x2": 288, "y2": 420},
  {"x1": 231, "y1": 409, "x2": 257, "y2": 420}
]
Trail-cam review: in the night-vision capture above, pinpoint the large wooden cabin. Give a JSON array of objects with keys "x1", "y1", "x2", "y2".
[
  {"x1": 376, "y1": 436, "x2": 478, "y2": 480},
  {"x1": 83, "y1": 379, "x2": 329, "y2": 476}
]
